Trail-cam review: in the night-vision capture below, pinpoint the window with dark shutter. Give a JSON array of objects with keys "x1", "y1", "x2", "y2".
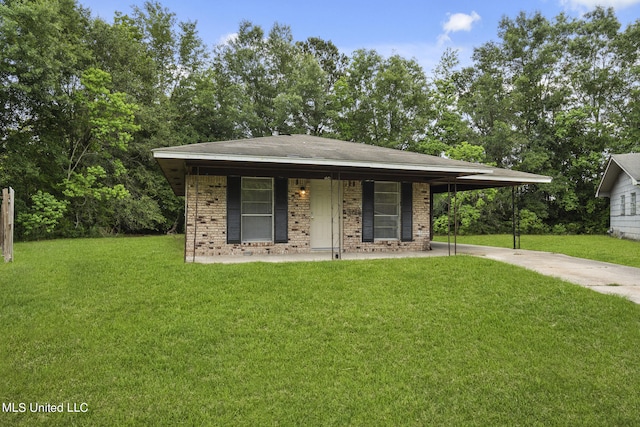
[
  {"x1": 362, "y1": 181, "x2": 374, "y2": 242},
  {"x1": 274, "y1": 177, "x2": 288, "y2": 243},
  {"x1": 241, "y1": 177, "x2": 273, "y2": 242},
  {"x1": 227, "y1": 176, "x2": 241, "y2": 244},
  {"x1": 401, "y1": 182, "x2": 413, "y2": 241}
]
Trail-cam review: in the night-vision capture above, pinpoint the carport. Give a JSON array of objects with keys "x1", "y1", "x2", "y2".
[{"x1": 430, "y1": 166, "x2": 551, "y2": 254}]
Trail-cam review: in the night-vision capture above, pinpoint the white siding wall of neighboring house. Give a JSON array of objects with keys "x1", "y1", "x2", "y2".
[{"x1": 610, "y1": 172, "x2": 640, "y2": 240}]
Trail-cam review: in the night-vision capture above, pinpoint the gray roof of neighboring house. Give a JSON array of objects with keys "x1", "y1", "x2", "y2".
[
  {"x1": 153, "y1": 134, "x2": 552, "y2": 196},
  {"x1": 596, "y1": 153, "x2": 640, "y2": 198}
]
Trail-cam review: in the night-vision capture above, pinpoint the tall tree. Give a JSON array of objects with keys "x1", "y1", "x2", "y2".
[
  {"x1": 420, "y1": 48, "x2": 471, "y2": 156},
  {"x1": 214, "y1": 21, "x2": 294, "y2": 136},
  {"x1": 0, "y1": 0, "x2": 92, "y2": 235},
  {"x1": 97, "y1": 1, "x2": 210, "y2": 233},
  {"x1": 333, "y1": 50, "x2": 432, "y2": 150}
]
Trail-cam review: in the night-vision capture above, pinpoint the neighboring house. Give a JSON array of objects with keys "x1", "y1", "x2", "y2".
[
  {"x1": 596, "y1": 153, "x2": 640, "y2": 240},
  {"x1": 153, "y1": 134, "x2": 552, "y2": 262}
]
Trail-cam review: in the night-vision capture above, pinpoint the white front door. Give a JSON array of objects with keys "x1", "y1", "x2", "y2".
[{"x1": 310, "y1": 179, "x2": 341, "y2": 250}]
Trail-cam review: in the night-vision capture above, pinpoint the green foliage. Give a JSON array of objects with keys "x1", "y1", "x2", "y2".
[
  {"x1": 332, "y1": 50, "x2": 432, "y2": 149},
  {"x1": 433, "y1": 188, "x2": 501, "y2": 235},
  {"x1": 63, "y1": 166, "x2": 130, "y2": 201},
  {"x1": 518, "y1": 208, "x2": 548, "y2": 234},
  {"x1": 79, "y1": 68, "x2": 139, "y2": 152},
  {"x1": 16, "y1": 191, "x2": 68, "y2": 239},
  {"x1": 433, "y1": 143, "x2": 506, "y2": 235},
  {"x1": 2, "y1": 1, "x2": 638, "y2": 238},
  {"x1": 446, "y1": 141, "x2": 487, "y2": 164},
  {"x1": 421, "y1": 49, "x2": 470, "y2": 154},
  {"x1": 461, "y1": 7, "x2": 636, "y2": 234},
  {"x1": 112, "y1": 195, "x2": 167, "y2": 233}
]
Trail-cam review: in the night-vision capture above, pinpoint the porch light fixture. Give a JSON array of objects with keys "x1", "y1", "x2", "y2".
[{"x1": 300, "y1": 187, "x2": 306, "y2": 195}]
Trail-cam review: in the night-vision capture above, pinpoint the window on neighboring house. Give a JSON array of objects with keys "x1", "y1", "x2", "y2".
[
  {"x1": 374, "y1": 181, "x2": 400, "y2": 239},
  {"x1": 241, "y1": 177, "x2": 273, "y2": 242},
  {"x1": 621, "y1": 194, "x2": 626, "y2": 216},
  {"x1": 632, "y1": 192, "x2": 637, "y2": 216}
]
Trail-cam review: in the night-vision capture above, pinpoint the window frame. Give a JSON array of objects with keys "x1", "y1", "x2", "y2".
[
  {"x1": 362, "y1": 181, "x2": 412, "y2": 243},
  {"x1": 621, "y1": 194, "x2": 626, "y2": 216},
  {"x1": 631, "y1": 192, "x2": 637, "y2": 216},
  {"x1": 241, "y1": 177, "x2": 274, "y2": 242},
  {"x1": 374, "y1": 181, "x2": 401, "y2": 241}
]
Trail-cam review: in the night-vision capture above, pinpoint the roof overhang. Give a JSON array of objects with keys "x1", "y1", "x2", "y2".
[
  {"x1": 153, "y1": 135, "x2": 552, "y2": 197},
  {"x1": 153, "y1": 150, "x2": 488, "y2": 175},
  {"x1": 430, "y1": 170, "x2": 553, "y2": 193},
  {"x1": 596, "y1": 154, "x2": 640, "y2": 198}
]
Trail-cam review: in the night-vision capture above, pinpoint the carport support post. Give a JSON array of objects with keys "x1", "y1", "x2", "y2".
[
  {"x1": 330, "y1": 174, "x2": 342, "y2": 260},
  {"x1": 454, "y1": 182, "x2": 458, "y2": 255},
  {"x1": 511, "y1": 186, "x2": 520, "y2": 250},
  {"x1": 192, "y1": 167, "x2": 199, "y2": 263},
  {"x1": 447, "y1": 182, "x2": 451, "y2": 256}
]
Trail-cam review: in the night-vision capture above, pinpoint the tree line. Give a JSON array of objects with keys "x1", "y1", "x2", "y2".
[{"x1": 1, "y1": 0, "x2": 639, "y2": 239}]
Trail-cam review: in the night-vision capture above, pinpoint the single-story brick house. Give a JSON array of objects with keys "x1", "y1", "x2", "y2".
[
  {"x1": 153, "y1": 134, "x2": 552, "y2": 262},
  {"x1": 596, "y1": 153, "x2": 640, "y2": 240}
]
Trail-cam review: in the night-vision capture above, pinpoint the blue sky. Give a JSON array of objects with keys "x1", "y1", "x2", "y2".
[{"x1": 81, "y1": 0, "x2": 640, "y2": 72}]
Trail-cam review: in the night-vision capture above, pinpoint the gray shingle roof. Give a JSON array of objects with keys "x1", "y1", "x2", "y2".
[
  {"x1": 153, "y1": 134, "x2": 552, "y2": 196},
  {"x1": 154, "y1": 134, "x2": 488, "y2": 172}
]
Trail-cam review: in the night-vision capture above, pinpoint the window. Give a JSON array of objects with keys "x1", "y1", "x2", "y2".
[
  {"x1": 362, "y1": 181, "x2": 412, "y2": 242},
  {"x1": 621, "y1": 195, "x2": 626, "y2": 216},
  {"x1": 632, "y1": 192, "x2": 637, "y2": 216},
  {"x1": 241, "y1": 177, "x2": 273, "y2": 242},
  {"x1": 227, "y1": 176, "x2": 287, "y2": 244},
  {"x1": 374, "y1": 182, "x2": 400, "y2": 239}
]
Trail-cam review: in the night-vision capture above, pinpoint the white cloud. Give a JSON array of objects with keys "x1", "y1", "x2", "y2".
[
  {"x1": 437, "y1": 33, "x2": 451, "y2": 46},
  {"x1": 438, "y1": 11, "x2": 481, "y2": 47},
  {"x1": 217, "y1": 32, "x2": 238, "y2": 46},
  {"x1": 442, "y1": 11, "x2": 481, "y2": 34},
  {"x1": 560, "y1": 0, "x2": 640, "y2": 9}
]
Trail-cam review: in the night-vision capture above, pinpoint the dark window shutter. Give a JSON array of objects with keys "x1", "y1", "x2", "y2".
[
  {"x1": 401, "y1": 182, "x2": 413, "y2": 242},
  {"x1": 226, "y1": 176, "x2": 241, "y2": 244},
  {"x1": 274, "y1": 177, "x2": 288, "y2": 243},
  {"x1": 362, "y1": 181, "x2": 374, "y2": 242}
]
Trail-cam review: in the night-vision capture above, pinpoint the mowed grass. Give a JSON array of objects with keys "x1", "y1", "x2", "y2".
[
  {"x1": 1, "y1": 236, "x2": 639, "y2": 425},
  {"x1": 434, "y1": 234, "x2": 640, "y2": 268}
]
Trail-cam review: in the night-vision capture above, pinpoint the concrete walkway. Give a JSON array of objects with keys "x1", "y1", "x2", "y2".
[
  {"x1": 196, "y1": 242, "x2": 640, "y2": 304},
  {"x1": 432, "y1": 242, "x2": 640, "y2": 304}
]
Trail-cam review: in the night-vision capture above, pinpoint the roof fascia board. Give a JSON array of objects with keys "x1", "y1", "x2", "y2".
[
  {"x1": 153, "y1": 151, "x2": 492, "y2": 175},
  {"x1": 596, "y1": 157, "x2": 621, "y2": 198},
  {"x1": 458, "y1": 174, "x2": 552, "y2": 184}
]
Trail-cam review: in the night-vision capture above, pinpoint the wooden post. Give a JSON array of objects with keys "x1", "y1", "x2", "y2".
[
  {"x1": 0, "y1": 190, "x2": 3, "y2": 253},
  {"x1": 2, "y1": 187, "x2": 14, "y2": 262}
]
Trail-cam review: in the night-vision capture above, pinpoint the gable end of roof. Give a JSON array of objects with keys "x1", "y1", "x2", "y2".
[{"x1": 596, "y1": 153, "x2": 640, "y2": 198}]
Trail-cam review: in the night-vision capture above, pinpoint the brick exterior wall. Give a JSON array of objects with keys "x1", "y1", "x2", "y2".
[
  {"x1": 184, "y1": 175, "x2": 430, "y2": 261},
  {"x1": 341, "y1": 180, "x2": 430, "y2": 253}
]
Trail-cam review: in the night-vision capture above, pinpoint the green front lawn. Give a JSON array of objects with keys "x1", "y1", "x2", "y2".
[
  {"x1": 1, "y1": 236, "x2": 639, "y2": 425},
  {"x1": 434, "y1": 234, "x2": 640, "y2": 268}
]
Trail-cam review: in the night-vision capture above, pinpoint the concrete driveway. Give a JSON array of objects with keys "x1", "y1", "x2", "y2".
[{"x1": 432, "y1": 242, "x2": 640, "y2": 304}]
